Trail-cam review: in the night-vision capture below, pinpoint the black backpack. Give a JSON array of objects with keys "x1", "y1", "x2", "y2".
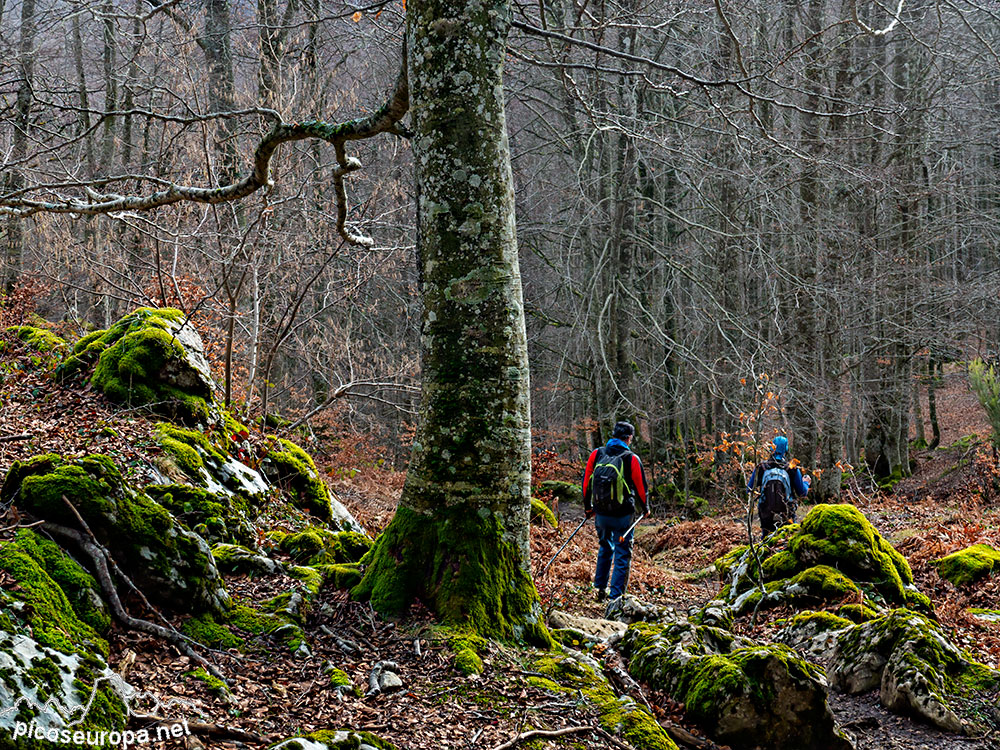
[{"x1": 591, "y1": 448, "x2": 632, "y2": 513}]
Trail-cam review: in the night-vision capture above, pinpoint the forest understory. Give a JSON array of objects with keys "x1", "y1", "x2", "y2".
[{"x1": 2, "y1": 334, "x2": 1000, "y2": 750}]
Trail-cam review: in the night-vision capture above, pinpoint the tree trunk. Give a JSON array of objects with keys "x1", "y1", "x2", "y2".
[
  {"x1": 353, "y1": 0, "x2": 548, "y2": 642},
  {"x1": 3, "y1": 0, "x2": 36, "y2": 293}
]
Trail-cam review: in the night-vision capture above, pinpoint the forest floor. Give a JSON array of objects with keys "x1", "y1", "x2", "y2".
[{"x1": 3, "y1": 351, "x2": 1000, "y2": 750}]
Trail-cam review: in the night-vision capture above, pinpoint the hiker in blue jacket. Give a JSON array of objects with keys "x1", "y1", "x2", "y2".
[{"x1": 747, "y1": 435, "x2": 810, "y2": 537}]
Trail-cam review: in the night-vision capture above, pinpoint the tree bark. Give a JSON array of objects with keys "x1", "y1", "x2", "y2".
[{"x1": 354, "y1": 0, "x2": 548, "y2": 642}]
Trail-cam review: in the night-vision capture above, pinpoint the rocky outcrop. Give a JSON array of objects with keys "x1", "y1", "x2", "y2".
[
  {"x1": 262, "y1": 438, "x2": 362, "y2": 530},
  {"x1": 620, "y1": 619, "x2": 853, "y2": 750},
  {"x1": 933, "y1": 544, "x2": 1000, "y2": 586},
  {"x1": 1, "y1": 454, "x2": 229, "y2": 616},
  {"x1": 57, "y1": 308, "x2": 215, "y2": 425},
  {"x1": 706, "y1": 504, "x2": 930, "y2": 623}
]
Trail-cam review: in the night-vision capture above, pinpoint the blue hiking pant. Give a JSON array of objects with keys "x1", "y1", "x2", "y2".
[{"x1": 594, "y1": 513, "x2": 635, "y2": 599}]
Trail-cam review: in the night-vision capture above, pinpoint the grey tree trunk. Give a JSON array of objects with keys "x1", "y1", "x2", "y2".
[
  {"x1": 3, "y1": 0, "x2": 36, "y2": 293},
  {"x1": 354, "y1": 0, "x2": 547, "y2": 642}
]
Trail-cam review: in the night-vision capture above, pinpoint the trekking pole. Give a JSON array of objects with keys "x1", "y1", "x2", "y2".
[
  {"x1": 539, "y1": 517, "x2": 589, "y2": 577},
  {"x1": 618, "y1": 512, "x2": 647, "y2": 543}
]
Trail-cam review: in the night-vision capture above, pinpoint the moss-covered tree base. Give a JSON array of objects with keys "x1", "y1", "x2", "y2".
[{"x1": 352, "y1": 506, "x2": 550, "y2": 645}]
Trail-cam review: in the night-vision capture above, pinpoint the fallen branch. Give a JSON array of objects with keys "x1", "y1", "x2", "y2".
[
  {"x1": 0, "y1": 433, "x2": 32, "y2": 443},
  {"x1": 490, "y1": 725, "x2": 596, "y2": 750},
  {"x1": 42, "y1": 521, "x2": 226, "y2": 682},
  {"x1": 135, "y1": 717, "x2": 266, "y2": 744}
]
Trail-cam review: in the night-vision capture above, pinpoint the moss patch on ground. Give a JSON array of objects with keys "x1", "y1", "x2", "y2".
[
  {"x1": 6, "y1": 325, "x2": 68, "y2": 353},
  {"x1": 933, "y1": 544, "x2": 1000, "y2": 586}
]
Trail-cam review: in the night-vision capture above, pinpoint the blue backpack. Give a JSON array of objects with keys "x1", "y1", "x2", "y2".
[{"x1": 760, "y1": 465, "x2": 793, "y2": 508}]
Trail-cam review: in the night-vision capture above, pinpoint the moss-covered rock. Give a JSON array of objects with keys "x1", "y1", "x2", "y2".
[
  {"x1": 621, "y1": 621, "x2": 852, "y2": 750},
  {"x1": 146, "y1": 483, "x2": 254, "y2": 547},
  {"x1": 262, "y1": 439, "x2": 361, "y2": 528},
  {"x1": 529, "y1": 497, "x2": 558, "y2": 528},
  {"x1": 1, "y1": 454, "x2": 229, "y2": 616},
  {"x1": 278, "y1": 528, "x2": 372, "y2": 566},
  {"x1": 828, "y1": 609, "x2": 1000, "y2": 733},
  {"x1": 708, "y1": 504, "x2": 929, "y2": 621},
  {"x1": 536, "y1": 480, "x2": 582, "y2": 505},
  {"x1": 153, "y1": 423, "x2": 268, "y2": 500},
  {"x1": 0, "y1": 534, "x2": 108, "y2": 659},
  {"x1": 268, "y1": 729, "x2": 396, "y2": 750},
  {"x1": 312, "y1": 564, "x2": 362, "y2": 590},
  {"x1": 210, "y1": 544, "x2": 281, "y2": 576},
  {"x1": 0, "y1": 631, "x2": 129, "y2": 748},
  {"x1": 11, "y1": 530, "x2": 111, "y2": 636},
  {"x1": 58, "y1": 308, "x2": 215, "y2": 425},
  {"x1": 933, "y1": 544, "x2": 1000, "y2": 587},
  {"x1": 529, "y1": 652, "x2": 678, "y2": 750},
  {"x1": 5, "y1": 326, "x2": 68, "y2": 353}
]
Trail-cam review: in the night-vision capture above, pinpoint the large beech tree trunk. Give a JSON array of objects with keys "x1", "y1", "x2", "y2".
[{"x1": 353, "y1": 0, "x2": 548, "y2": 642}]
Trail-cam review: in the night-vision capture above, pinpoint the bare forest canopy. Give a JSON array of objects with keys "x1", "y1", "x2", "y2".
[{"x1": 1, "y1": 0, "x2": 999, "y2": 484}]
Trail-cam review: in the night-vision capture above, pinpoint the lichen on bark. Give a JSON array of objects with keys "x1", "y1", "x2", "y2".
[{"x1": 353, "y1": 0, "x2": 546, "y2": 642}]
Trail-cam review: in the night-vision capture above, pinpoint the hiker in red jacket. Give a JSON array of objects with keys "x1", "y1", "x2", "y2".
[{"x1": 582, "y1": 421, "x2": 648, "y2": 602}]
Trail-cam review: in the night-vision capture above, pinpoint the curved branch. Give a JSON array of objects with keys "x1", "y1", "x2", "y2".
[{"x1": 0, "y1": 47, "x2": 409, "y2": 247}]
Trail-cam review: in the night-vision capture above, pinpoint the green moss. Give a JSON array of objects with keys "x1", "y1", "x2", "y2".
[
  {"x1": 530, "y1": 654, "x2": 678, "y2": 750},
  {"x1": 286, "y1": 565, "x2": 324, "y2": 595},
  {"x1": 786, "y1": 565, "x2": 860, "y2": 600},
  {"x1": 228, "y1": 604, "x2": 282, "y2": 635},
  {"x1": 788, "y1": 504, "x2": 912, "y2": 604},
  {"x1": 529, "y1": 497, "x2": 558, "y2": 528},
  {"x1": 328, "y1": 668, "x2": 352, "y2": 688},
  {"x1": 761, "y1": 550, "x2": 798, "y2": 580},
  {"x1": 1, "y1": 453, "x2": 229, "y2": 616},
  {"x1": 6, "y1": 325, "x2": 67, "y2": 353},
  {"x1": 181, "y1": 613, "x2": 245, "y2": 649},
  {"x1": 621, "y1": 622, "x2": 844, "y2": 749},
  {"x1": 147, "y1": 482, "x2": 252, "y2": 545},
  {"x1": 453, "y1": 647, "x2": 484, "y2": 675},
  {"x1": 13, "y1": 529, "x2": 111, "y2": 634},
  {"x1": 714, "y1": 545, "x2": 749, "y2": 578},
  {"x1": 71, "y1": 308, "x2": 214, "y2": 424},
  {"x1": 263, "y1": 438, "x2": 334, "y2": 521},
  {"x1": 933, "y1": 544, "x2": 1000, "y2": 586},
  {"x1": 0, "y1": 534, "x2": 108, "y2": 657},
  {"x1": 314, "y1": 563, "x2": 362, "y2": 590},
  {"x1": 279, "y1": 527, "x2": 372, "y2": 565},
  {"x1": 778, "y1": 610, "x2": 854, "y2": 633},
  {"x1": 353, "y1": 505, "x2": 552, "y2": 645},
  {"x1": 185, "y1": 667, "x2": 230, "y2": 698},
  {"x1": 836, "y1": 602, "x2": 880, "y2": 622}
]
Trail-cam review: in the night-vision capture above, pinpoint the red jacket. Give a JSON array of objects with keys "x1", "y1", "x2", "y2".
[{"x1": 582, "y1": 441, "x2": 648, "y2": 517}]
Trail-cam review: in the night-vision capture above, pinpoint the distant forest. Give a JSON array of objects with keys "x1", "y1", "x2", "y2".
[{"x1": 2, "y1": 0, "x2": 998, "y2": 499}]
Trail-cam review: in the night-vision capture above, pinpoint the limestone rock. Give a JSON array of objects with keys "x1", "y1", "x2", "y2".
[
  {"x1": 269, "y1": 729, "x2": 396, "y2": 750},
  {"x1": 706, "y1": 504, "x2": 931, "y2": 622},
  {"x1": 620, "y1": 621, "x2": 853, "y2": 750},
  {"x1": 58, "y1": 308, "x2": 216, "y2": 425},
  {"x1": 378, "y1": 671, "x2": 403, "y2": 692},
  {"x1": 827, "y1": 609, "x2": 1000, "y2": 734},
  {"x1": 548, "y1": 609, "x2": 627, "y2": 641},
  {"x1": 1, "y1": 454, "x2": 229, "y2": 616}
]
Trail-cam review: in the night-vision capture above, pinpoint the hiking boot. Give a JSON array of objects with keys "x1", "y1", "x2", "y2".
[{"x1": 595, "y1": 588, "x2": 607, "y2": 602}]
